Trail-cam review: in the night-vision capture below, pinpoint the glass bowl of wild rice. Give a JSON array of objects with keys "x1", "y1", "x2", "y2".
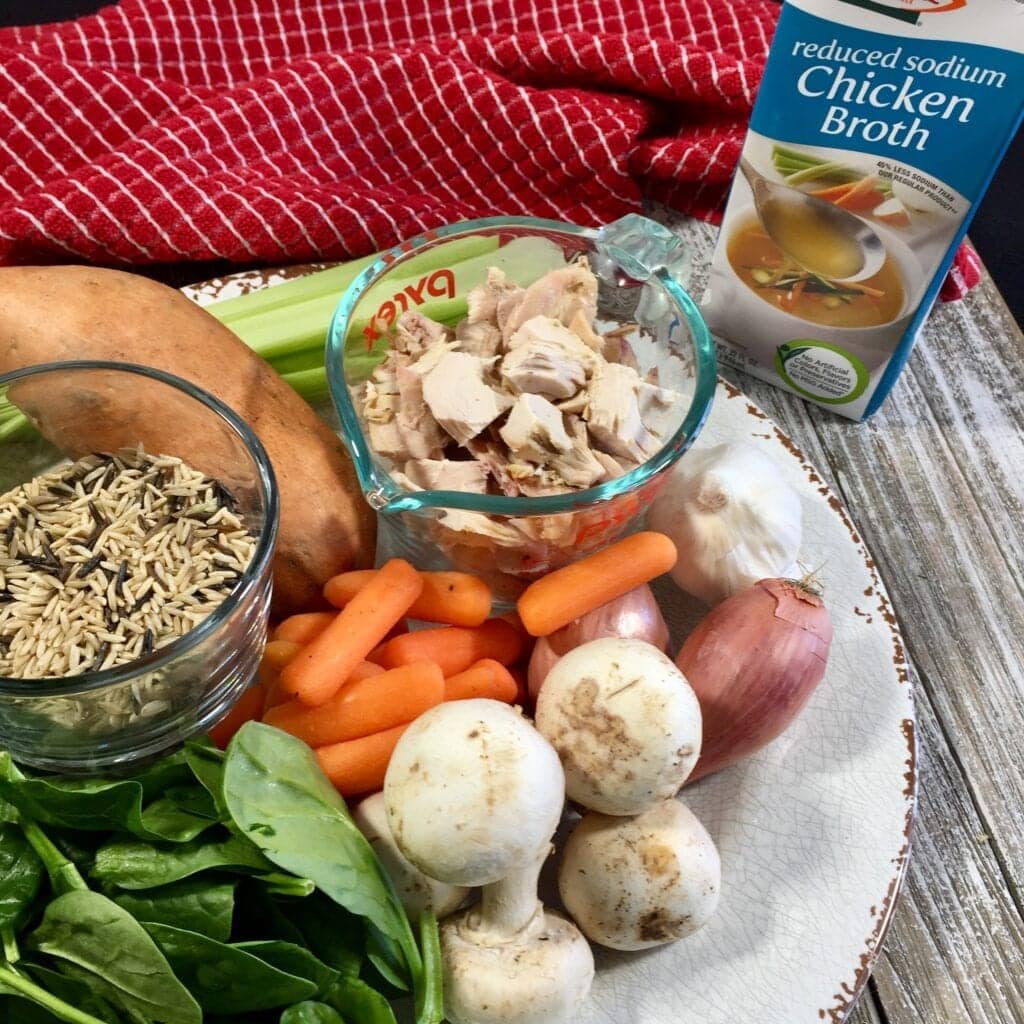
[{"x1": 0, "y1": 361, "x2": 278, "y2": 772}]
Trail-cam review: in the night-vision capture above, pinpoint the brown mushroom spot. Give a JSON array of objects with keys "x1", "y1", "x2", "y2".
[
  {"x1": 638, "y1": 908, "x2": 692, "y2": 943},
  {"x1": 546, "y1": 677, "x2": 643, "y2": 786},
  {"x1": 639, "y1": 839, "x2": 677, "y2": 878}
]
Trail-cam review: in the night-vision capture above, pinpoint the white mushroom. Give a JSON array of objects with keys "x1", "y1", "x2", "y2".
[
  {"x1": 384, "y1": 699, "x2": 594, "y2": 1024},
  {"x1": 352, "y1": 793, "x2": 469, "y2": 920},
  {"x1": 559, "y1": 798, "x2": 721, "y2": 950},
  {"x1": 534, "y1": 638, "x2": 702, "y2": 815}
]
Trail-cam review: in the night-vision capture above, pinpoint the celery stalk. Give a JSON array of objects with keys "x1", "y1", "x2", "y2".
[
  {"x1": 208, "y1": 235, "x2": 500, "y2": 331},
  {"x1": 209, "y1": 235, "x2": 503, "y2": 363},
  {"x1": 280, "y1": 366, "x2": 328, "y2": 403}
]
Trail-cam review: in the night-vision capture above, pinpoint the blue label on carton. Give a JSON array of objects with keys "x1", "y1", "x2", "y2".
[{"x1": 753, "y1": 5, "x2": 1024, "y2": 200}]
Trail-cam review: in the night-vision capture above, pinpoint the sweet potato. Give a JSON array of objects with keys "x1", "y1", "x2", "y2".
[{"x1": 0, "y1": 265, "x2": 375, "y2": 615}]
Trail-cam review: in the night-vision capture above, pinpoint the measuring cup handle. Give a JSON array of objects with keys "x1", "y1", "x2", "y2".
[{"x1": 596, "y1": 214, "x2": 691, "y2": 289}]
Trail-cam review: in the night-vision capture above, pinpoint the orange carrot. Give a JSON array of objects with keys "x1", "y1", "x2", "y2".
[
  {"x1": 316, "y1": 724, "x2": 410, "y2": 797},
  {"x1": 273, "y1": 612, "x2": 336, "y2": 645},
  {"x1": 517, "y1": 531, "x2": 677, "y2": 637},
  {"x1": 263, "y1": 639, "x2": 304, "y2": 670},
  {"x1": 209, "y1": 684, "x2": 265, "y2": 749},
  {"x1": 348, "y1": 660, "x2": 386, "y2": 683},
  {"x1": 281, "y1": 559, "x2": 424, "y2": 706},
  {"x1": 809, "y1": 182, "x2": 856, "y2": 202},
  {"x1": 830, "y1": 176, "x2": 879, "y2": 210},
  {"x1": 444, "y1": 659, "x2": 518, "y2": 703},
  {"x1": 264, "y1": 660, "x2": 380, "y2": 715},
  {"x1": 265, "y1": 661, "x2": 443, "y2": 747},
  {"x1": 375, "y1": 619, "x2": 523, "y2": 677},
  {"x1": 262, "y1": 673, "x2": 288, "y2": 713},
  {"x1": 325, "y1": 569, "x2": 492, "y2": 627}
]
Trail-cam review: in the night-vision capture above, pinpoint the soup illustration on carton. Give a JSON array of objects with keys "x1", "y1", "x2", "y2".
[{"x1": 703, "y1": 0, "x2": 1023, "y2": 420}]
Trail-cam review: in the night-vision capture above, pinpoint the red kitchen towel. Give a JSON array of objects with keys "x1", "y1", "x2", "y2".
[{"x1": 0, "y1": 0, "x2": 980, "y2": 298}]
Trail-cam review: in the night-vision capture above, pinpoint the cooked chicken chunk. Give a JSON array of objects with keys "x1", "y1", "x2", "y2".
[
  {"x1": 601, "y1": 327, "x2": 640, "y2": 371},
  {"x1": 394, "y1": 357, "x2": 448, "y2": 460},
  {"x1": 502, "y1": 317, "x2": 598, "y2": 399},
  {"x1": 404, "y1": 458, "x2": 490, "y2": 493},
  {"x1": 394, "y1": 309, "x2": 449, "y2": 357},
  {"x1": 549, "y1": 416, "x2": 607, "y2": 489},
  {"x1": 637, "y1": 379, "x2": 678, "y2": 441},
  {"x1": 467, "y1": 266, "x2": 524, "y2": 327},
  {"x1": 360, "y1": 358, "x2": 411, "y2": 461},
  {"x1": 593, "y1": 449, "x2": 630, "y2": 480},
  {"x1": 455, "y1": 318, "x2": 503, "y2": 358},
  {"x1": 499, "y1": 394, "x2": 573, "y2": 465},
  {"x1": 422, "y1": 351, "x2": 513, "y2": 445},
  {"x1": 436, "y1": 509, "x2": 524, "y2": 548},
  {"x1": 503, "y1": 257, "x2": 599, "y2": 340},
  {"x1": 567, "y1": 308, "x2": 603, "y2": 351},
  {"x1": 584, "y1": 362, "x2": 659, "y2": 461}
]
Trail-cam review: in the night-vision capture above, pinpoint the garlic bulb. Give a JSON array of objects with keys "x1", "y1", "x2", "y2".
[{"x1": 648, "y1": 441, "x2": 801, "y2": 605}]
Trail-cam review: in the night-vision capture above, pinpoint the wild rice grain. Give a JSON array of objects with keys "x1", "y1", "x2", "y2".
[{"x1": 0, "y1": 449, "x2": 257, "y2": 679}]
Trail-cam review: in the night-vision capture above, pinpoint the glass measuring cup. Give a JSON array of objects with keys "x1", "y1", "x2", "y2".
[{"x1": 326, "y1": 214, "x2": 717, "y2": 602}]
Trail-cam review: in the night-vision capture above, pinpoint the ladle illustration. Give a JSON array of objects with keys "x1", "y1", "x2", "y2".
[{"x1": 740, "y1": 158, "x2": 886, "y2": 283}]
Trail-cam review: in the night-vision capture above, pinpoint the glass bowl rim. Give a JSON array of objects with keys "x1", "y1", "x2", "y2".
[
  {"x1": 325, "y1": 214, "x2": 718, "y2": 517},
  {"x1": 0, "y1": 359, "x2": 279, "y2": 698}
]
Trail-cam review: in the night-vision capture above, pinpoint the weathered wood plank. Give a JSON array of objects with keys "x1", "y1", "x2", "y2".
[{"x1": 673, "y1": 216, "x2": 1024, "y2": 1023}]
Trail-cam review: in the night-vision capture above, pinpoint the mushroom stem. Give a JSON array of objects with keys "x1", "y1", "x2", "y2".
[{"x1": 472, "y1": 846, "x2": 548, "y2": 938}]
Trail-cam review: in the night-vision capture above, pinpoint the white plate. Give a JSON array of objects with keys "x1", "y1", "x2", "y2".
[{"x1": 186, "y1": 271, "x2": 916, "y2": 1024}]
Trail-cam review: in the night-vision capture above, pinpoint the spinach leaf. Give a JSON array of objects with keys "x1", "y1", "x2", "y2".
[
  {"x1": 323, "y1": 975, "x2": 398, "y2": 1024},
  {"x1": 111, "y1": 878, "x2": 236, "y2": 942},
  {"x1": 0, "y1": 997, "x2": 67, "y2": 1024},
  {"x1": 263, "y1": 873, "x2": 317, "y2": 898},
  {"x1": 280, "y1": 1002, "x2": 346, "y2": 1024},
  {"x1": 232, "y1": 883, "x2": 309, "y2": 946},
  {"x1": 21, "y1": 963, "x2": 122, "y2": 1023},
  {"x1": 136, "y1": 750, "x2": 195, "y2": 797},
  {"x1": 138, "y1": 787, "x2": 220, "y2": 842},
  {"x1": 142, "y1": 923, "x2": 318, "y2": 1014},
  {"x1": 0, "y1": 822, "x2": 44, "y2": 933},
  {"x1": 0, "y1": 753, "x2": 212, "y2": 844},
  {"x1": 233, "y1": 939, "x2": 336, "y2": 992},
  {"x1": 222, "y1": 724, "x2": 416, "y2": 973},
  {"x1": 93, "y1": 831, "x2": 276, "y2": 890},
  {"x1": 183, "y1": 740, "x2": 229, "y2": 819},
  {"x1": 29, "y1": 890, "x2": 201, "y2": 1024},
  {"x1": 282, "y1": 896, "x2": 364, "y2": 978}
]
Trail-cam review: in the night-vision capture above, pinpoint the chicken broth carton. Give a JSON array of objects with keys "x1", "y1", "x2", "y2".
[{"x1": 702, "y1": 0, "x2": 1023, "y2": 419}]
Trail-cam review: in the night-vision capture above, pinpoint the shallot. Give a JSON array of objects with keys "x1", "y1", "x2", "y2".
[
  {"x1": 676, "y1": 577, "x2": 832, "y2": 782},
  {"x1": 526, "y1": 584, "x2": 669, "y2": 699}
]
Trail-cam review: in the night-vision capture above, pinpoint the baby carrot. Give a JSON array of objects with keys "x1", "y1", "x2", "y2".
[
  {"x1": 444, "y1": 659, "x2": 518, "y2": 703},
  {"x1": 375, "y1": 618, "x2": 523, "y2": 677},
  {"x1": 325, "y1": 570, "x2": 492, "y2": 627},
  {"x1": 265, "y1": 661, "x2": 443, "y2": 747},
  {"x1": 263, "y1": 639, "x2": 304, "y2": 670},
  {"x1": 349, "y1": 660, "x2": 386, "y2": 683},
  {"x1": 281, "y1": 559, "x2": 424, "y2": 707},
  {"x1": 316, "y1": 724, "x2": 410, "y2": 797},
  {"x1": 517, "y1": 532, "x2": 677, "y2": 637},
  {"x1": 273, "y1": 612, "x2": 336, "y2": 645},
  {"x1": 209, "y1": 684, "x2": 265, "y2": 749}
]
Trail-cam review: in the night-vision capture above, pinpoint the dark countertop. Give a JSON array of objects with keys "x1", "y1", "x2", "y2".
[{"x1": 2, "y1": 0, "x2": 1020, "y2": 327}]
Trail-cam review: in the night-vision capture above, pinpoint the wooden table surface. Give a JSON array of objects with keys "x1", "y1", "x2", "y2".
[{"x1": 680, "y1": 217, "x2": 1024, "y2": 1024}]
